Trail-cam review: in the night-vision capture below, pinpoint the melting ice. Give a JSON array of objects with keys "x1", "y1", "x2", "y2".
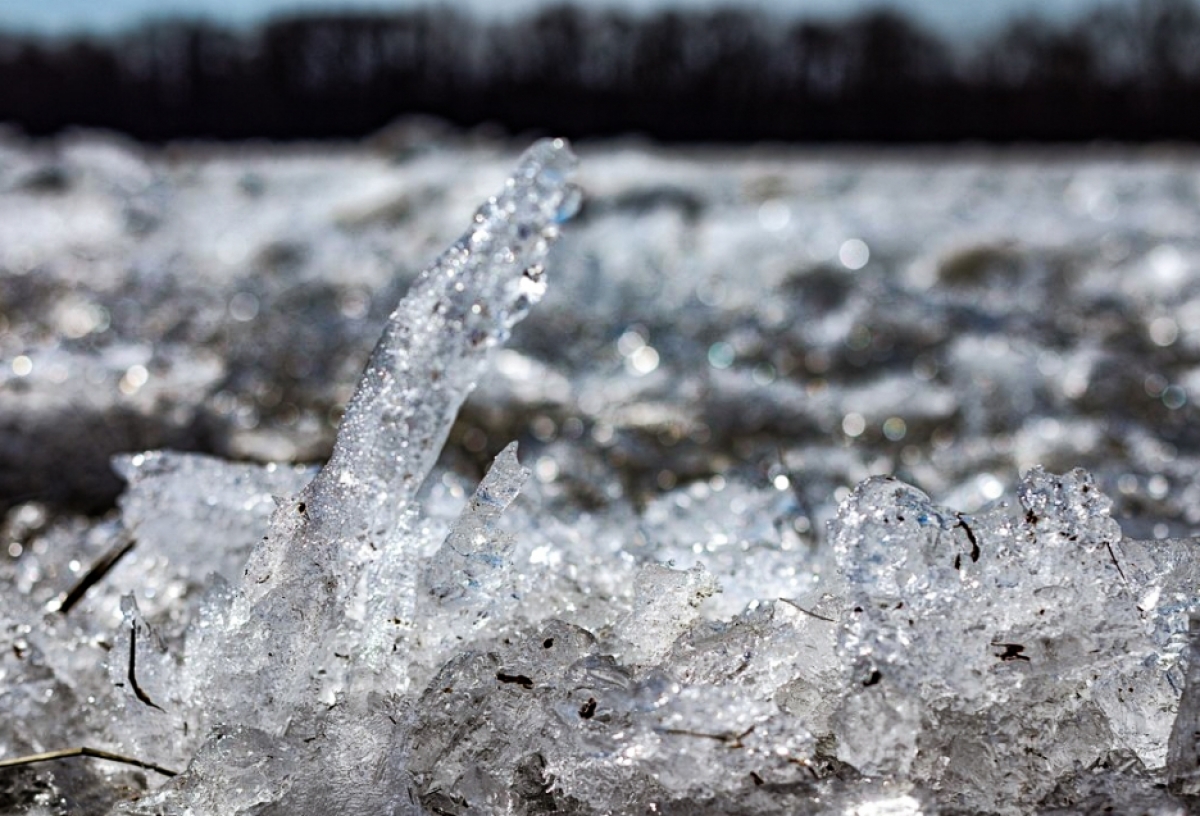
[{"x1": 1, "y1": 137, "x2": 1200, "y2": 815}]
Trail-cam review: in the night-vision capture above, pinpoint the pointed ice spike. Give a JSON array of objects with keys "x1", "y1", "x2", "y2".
[
  {"x1": 305, "y1": 138, "x2": 579, "y2": 540},
  {"x1": 423, "y1": 442, "x2": 529, "y2": 605},
  {"x1": 1168, "y1": 614, "x2": 1200, "y2": 796},
  {"x1": 458, "y1": 441, "x2": 528, "y2": 521},
  {"x1": 210, "y1": 141, "x2": 579, "y2": 732}
]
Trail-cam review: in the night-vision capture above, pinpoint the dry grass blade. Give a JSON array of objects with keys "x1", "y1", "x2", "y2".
[
  {"x1": 47, "y1": 536, "x2": 137, "y2": 614},
  {"x1": 0, "y1": 746, "x2": 178, "y2": 777},
  {"x1": 778, "y1": 597, "x2": 836, "y2": 623}
]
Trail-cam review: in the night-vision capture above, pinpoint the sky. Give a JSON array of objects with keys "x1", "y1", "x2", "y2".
[{"x1": 0, "y1": 0, "x2": 1138, "y2": 39}]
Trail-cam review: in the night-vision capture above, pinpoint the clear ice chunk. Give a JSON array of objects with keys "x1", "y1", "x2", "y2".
[
  {"x1": 1169, "y1": 616, "x2": 1200, "y2": 796},
  {"x1": 423, "y1": 441, "x2": 528, "y2": 604},
  {"x1": 616, "y1": 563, "x2": 719, "y2": 665},
  {"x1": 418, "y1": 441, "x2": 528, "y2": 645},
  {"x1": 109, "y1": 139, "x2": 581, "y2": 814},
  {"x1": 196, "y1": 138, "x2": 580, "y2": 732},
  {"x1": 829, "y1": 467, "x2": 1194, "y2": 811}
]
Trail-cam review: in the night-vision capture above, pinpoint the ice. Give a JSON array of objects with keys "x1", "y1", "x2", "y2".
[
  {"x1": 94, "y1": 138, "x2": 577, "y2": 813},
  {"x1": 5, "y1": 134, "x2": 1200, "y2": 814},
  {"x1": 417, "y1": 441, "x2": 528, "y2": 646},
  {"x1": 1169, "y1": 617, "x2": 1200, "y2": 796},
  {"x1": 183, "y1": 138, "x2": 580, "y2": 741},
  {"x1": 105, "y1": 452, "x2": 315, "y2": 624},
  {"x1": 828, "y1": 466, "x2": 1200, "y2": 811},
  {"x1": 615, "y1": 563, "x2": 719, "y2": 664}
]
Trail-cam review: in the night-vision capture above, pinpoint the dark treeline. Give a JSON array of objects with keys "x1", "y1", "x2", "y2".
[{"x1": 3, "y1": 0, "x2": 1200, "y2": 143}]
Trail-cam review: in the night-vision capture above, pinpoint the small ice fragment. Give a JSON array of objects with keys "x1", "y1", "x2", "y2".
[
  {"x1": 423, "y1": 442, "x2": 528, "y2": 607},
  {"x1": 617, "y1": 563, "x2": 718, "y2": 664},
  {"x1": 1168, "y1": 615, "x2": 1200, "y2": 796}
]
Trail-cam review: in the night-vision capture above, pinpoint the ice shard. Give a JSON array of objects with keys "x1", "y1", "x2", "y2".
[
  {"x1": 182, "y1": 139, "x2": 580, "y2": 740},
  {"x1": 104, "y1": 141, "x2": 585, "y2": 816},
  {"x1": 418, "y1": 441, "x2": 528, "y2": 645},
  {"x1": 1169, "y1": 616, "x2": 1200, "y2": 796}
]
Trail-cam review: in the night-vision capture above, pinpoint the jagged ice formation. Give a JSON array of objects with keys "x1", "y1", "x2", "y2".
[{"x1": 2, "y1": 139, "x2": 1200, "y2": 815}]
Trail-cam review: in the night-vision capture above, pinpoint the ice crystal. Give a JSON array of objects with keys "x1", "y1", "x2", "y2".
[
  {"x1": 418, "y1": 441, "x2": 528, "y2": 646},
  {"x1": 110, "y1": 138, "x2": 582, "y2": 812}
]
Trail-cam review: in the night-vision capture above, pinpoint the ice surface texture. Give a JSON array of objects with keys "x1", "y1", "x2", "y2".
[
  {"x1": 3, "y1": 137, "x2": 1200, "y2": 815},
  {"x1": 6, "y1": 136, "x2": 1200, "y2": 542}
]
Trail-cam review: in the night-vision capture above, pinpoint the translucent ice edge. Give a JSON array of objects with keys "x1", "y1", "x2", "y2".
[{"x1": 108, "y1": 139, "x2": 583, "y2": 812}]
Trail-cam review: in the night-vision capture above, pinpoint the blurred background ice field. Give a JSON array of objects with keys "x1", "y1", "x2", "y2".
[{"x1": 2, "y1": 129, "x2": 1199, "y2": 546}]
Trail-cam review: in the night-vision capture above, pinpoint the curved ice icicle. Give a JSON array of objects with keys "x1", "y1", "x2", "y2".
[
  {"x1": 310, "y1": 137, "x2": 580, "y2": 533},
  {"x1": 205, "y1": 139, "x2": 579, "y2": 733}
]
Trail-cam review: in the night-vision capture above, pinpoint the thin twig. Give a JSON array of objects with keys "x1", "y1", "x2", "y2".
[
  {"x1": 128, "y1": 624, "x2": 165, "y2": 712},
  {"x1": 1106, "y1": 541, "x2": 1129, "y2": 587},
  {"x1": 659, "y1": 727, "x2": 730, "y2": 743},
  {"x1": 658, "y1": 724, "x2": 757, "y2": 748},
  {"x1": 0, "y1": 746, "x2": 178, "y2": 777},
  {"x1": 778, "y1": 597, "x2": 836, "y2": 623},
  {"x1": 48, "y1": 536, "x2": 137, "y2": 615}
]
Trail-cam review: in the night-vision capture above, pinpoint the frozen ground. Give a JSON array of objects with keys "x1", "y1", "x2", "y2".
[{"x1": 2, "y1": 127, "x2": 1200, "y2": 814}]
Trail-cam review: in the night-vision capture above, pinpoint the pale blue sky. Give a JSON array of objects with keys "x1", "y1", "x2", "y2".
[{"x1": 0, "y1": 0, "x2": 1141, "y2": 38}]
